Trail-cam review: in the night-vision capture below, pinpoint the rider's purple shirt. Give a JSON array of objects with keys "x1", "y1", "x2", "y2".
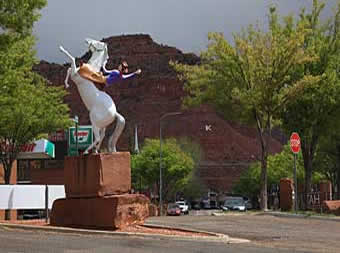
[{"x1": 105, "y1": 70, "x2": 136, "y2": 86}]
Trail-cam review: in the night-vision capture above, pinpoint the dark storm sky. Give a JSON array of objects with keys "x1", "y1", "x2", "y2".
[{"x1": 32, "y1": 0, "x2": 338, "y2": 64}]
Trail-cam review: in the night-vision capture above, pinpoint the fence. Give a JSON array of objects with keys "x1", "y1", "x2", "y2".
[{"x1": 0, "y1": 185, "x2": 65, "y2": 220}]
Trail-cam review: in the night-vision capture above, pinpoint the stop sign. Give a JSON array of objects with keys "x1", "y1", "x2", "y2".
[{"x1": 290, "y1": 132, "x2": 301, "y2": 154}]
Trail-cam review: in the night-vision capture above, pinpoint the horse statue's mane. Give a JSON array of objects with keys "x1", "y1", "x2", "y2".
[
  {"x1": 85, "y1": 38, "x2": 108, "y2": 72},
  {"x1": 59, "y1": 38, "x2": 125, "y2": 154}
]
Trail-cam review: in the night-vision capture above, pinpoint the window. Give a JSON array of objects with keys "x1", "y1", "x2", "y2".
[{"x1": 17, "y1": 160, "x2": 31, "y2": 183}]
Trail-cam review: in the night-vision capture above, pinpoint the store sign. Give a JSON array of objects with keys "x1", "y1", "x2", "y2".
[
  {"x1": 17, "y1": 139, "x2": 55, "y2": 159},
  {"x1": 48, "y1": 130, "x2": 67, "y2": 142},
  {"x1": 68, "y1": 126, "x2": 93, "y2": 156}
]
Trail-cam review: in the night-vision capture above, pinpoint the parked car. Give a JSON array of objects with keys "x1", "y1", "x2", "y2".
[
  {"x1": 201, "y1": 198, "x2": 211, "y2": 209},
  {"x1": 21, "y1": 209, "x2": 45, "y2": 220},
  {"x1": 221, "y1": 198, "x2": 246, "y2": 211},
  {"x1": 191, "y1": 201, "x2": 201, "y2": 210},
  {"x1": 243, "y1": 196, "x2": 253, "y2": 210},
  {"x1": 176, "y1": 201, "x2": 189, "y2": 214},
  {"x1": 167, "y1": 203, "x2": 181, "y2": 216}
]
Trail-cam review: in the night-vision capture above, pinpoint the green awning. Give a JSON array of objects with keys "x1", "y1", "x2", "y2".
[{"x1": 17, "y1": 139, "x2": 55, "y2": 160}]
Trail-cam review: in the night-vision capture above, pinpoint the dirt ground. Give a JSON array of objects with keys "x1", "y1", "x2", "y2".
[{"x1": 0, "y1": 219, "x2": 215, "y2": 238}]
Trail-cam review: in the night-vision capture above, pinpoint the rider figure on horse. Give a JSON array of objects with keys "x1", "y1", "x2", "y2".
[
  {"x1": 102, "y1": 60, "x2": 141, "y2": 87},
  {"x1": 78, "y1": 60, "x2": 141, "y2": 87}
]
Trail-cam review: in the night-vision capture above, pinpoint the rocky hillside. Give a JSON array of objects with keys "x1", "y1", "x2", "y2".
[{"x1": 34, "y1": 34, "x2": 283, "y2": 193}]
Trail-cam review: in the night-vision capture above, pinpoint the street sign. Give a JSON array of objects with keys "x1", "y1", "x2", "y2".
[
  {"x1": 68, "y1": 125, "x2": 93, "y2": 156},
  {"x1": 290, "y1": 132, "x2": 300, "y2": 212},
  {"x1": 290, "y1": 132, "x2": 301, "y2": 154}
]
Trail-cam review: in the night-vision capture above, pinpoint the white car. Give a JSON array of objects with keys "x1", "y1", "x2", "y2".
[{"x1": 176, "y1": 201, "x2": 189, "y2": 214}]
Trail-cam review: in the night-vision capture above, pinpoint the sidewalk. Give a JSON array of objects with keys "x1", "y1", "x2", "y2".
[
  {"x1": 212, "y1": 210, "x2": 340, "y2": 222},
  {"x1": 262, "y1": 210, "x2": 340, "y2": 222}
]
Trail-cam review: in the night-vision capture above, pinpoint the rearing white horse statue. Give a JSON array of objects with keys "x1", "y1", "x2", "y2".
[{"x1": 59, "y1": 38, "x2": 125, "y2": 153}]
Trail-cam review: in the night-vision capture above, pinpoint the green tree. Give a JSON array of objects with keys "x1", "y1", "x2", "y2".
[
  {"x1": 0, "y1": 0, "x2": 46, "y2": 37},
  {"x1": 233, "y1": 145, "x2": 325, "y2": 202},
  {"x1": 281, "y1": 0, "x2": 340, "y2": 200},
  {"x1": 313, "y1": 134, "x2": 340, "y2": 199},
  {"x1": 171, "y1": 7, "x2": 318, "y2": 210},
  {"x1": 181, "y1": 170, "x2": 208, "y2": 203},
  {"x1": 131, "y1": 138, "x2": 194, "y2": 202},
  {"x1": 175, "y1": 137, "x2": 207, "y2": 201},
  {"x1": 0, "y1": 0, "x2": 71, "y2": 191}
]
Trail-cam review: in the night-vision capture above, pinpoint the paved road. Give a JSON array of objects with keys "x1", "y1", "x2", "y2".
[
  {"x1": 0, "y1": 212, "x2": 339, "y2": 252},
  {"x1": 147, "y1": 212, "x2": 340, "y2": 253},
  {"x1": 0, "y1": 225, "x2": 295, "y2": 253}
]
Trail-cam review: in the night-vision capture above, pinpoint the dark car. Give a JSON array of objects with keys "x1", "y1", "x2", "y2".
[
  {"x1": 167, "y1": 203, "x2": 181, "y2": 216},
  {"x1": 191, "y1": 202, "x2": 201, "y2": 210},
  {"x1": 222, "y1": 198, "x2": 246, "y2": 211}
]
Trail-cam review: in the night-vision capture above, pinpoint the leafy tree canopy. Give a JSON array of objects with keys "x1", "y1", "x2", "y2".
[
  {"x1": 0, "y1": 0, "x2": 71, "y2": 186},
  {"x1": 171, "y1": 5, "x2": 319, "y2": 210},
  {"x1": 280, "y1": 0, "x2": 340, "y2": 195},
  {"x1": 131, "y1": 138, "x2": 194, "y2": 202},
  {"x1": 0, "y1": 0, "x2": 46, "y2": 37},
  {"x1": 233, "y1": 145, "x2": 326, "y2": 199}
]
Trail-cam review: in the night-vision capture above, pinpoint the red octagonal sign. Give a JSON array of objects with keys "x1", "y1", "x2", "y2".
[{"x1": 290, "y1": 132, "x2": 301, "y2": 154}]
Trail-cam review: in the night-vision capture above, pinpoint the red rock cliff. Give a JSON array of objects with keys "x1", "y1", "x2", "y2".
[{"x1": 33, "y1": 34, "x2": 283, "y2": 192}]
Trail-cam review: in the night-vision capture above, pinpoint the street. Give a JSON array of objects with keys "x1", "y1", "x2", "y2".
[
  {"x1": 0, "y1": 212, "x2": 339, "y2": 252},
  {"x1": 0, "y1": 225, "x2": 301, "y2": 253},
  {"x1": 147, "y1": 211, "x2": 340, "y2": 252}
]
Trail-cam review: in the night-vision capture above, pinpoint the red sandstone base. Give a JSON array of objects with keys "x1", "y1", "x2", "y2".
[
  {"x1": 323, "y1": 200, "x2": 340, "y2": 215},
  {"x1": 64, "y1": 152, "x2": 131, "y2": 198},
  {"x1": 280, "y1": 178, "x2": 294, "y2": 211},
  {"x1": 50, "y1": 194, "x2": 150, "y2": 229}
]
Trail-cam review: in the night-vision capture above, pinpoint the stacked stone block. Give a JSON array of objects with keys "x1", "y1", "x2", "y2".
[{"x1": 50, "y1": 153, "x2": 150, "y2": 229}]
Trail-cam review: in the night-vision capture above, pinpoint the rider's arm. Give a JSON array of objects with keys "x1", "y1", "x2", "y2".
[
  {"x1": 102, "y1": 64, "x2": 115, "y2": 75},
  {"x1": 122, "y1": 69, "x2": 141, "y2": 80},
  {"x1": 121, "y1": 72, "x2": 137, "y2": 80}
]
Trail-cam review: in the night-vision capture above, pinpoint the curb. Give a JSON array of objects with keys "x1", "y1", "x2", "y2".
[
  {"x1": 212, "y1": 210, "x2": 340, "y2": 222},
  {"x1": 143, "y1": 223, "x2": 229, "y2": 241},
  {"x1": 0, "y1": 222, "x2": 233, "y2": 243},
  {"x1": 262, "y1": 211, "x2": 340, "y2": 222}
]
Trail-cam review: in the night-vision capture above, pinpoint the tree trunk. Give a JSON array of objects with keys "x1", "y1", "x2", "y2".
[
  {"x1": 301, "y1": 134, "x2": 318, "y2": 209},
  {"x1": 336, "y1": 144, "x2": 340, "y2": 200},
  {"x1": 2, "y1": 160, "x2": 13, "y2": 220},
  {"x1": 258, "y1": 126, "x2": 269, "y2": 211},
  {"x1": 4, "y1": 162, "x2": 11, "y2": 184},
  {"x1": 260, "y1": 156, "x2": 268, "y2": 211},
  {"x1": 337, "y1": 168, "x2": 340, "y2": 200},
  {"x1": 254, "y1": 111, "x2": 269, "y2": 211},
  {"x1": 303, "y1": 153, "x2": 313, "y2": 190}
]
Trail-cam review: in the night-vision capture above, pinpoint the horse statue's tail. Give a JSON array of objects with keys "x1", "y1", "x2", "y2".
[{"x1": 64, "y1": 67, "x2": 71, "y2": 88}]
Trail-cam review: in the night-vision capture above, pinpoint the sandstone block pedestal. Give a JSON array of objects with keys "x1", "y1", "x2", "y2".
[
  {"x1": 51, "y1": 152, "x2": 150, "y2": 229},
  {"x1": 323, "y1": 200, "x2": 340, "y2": 215},
  {"x1": 64, "y1": 152, "x2": 131, "y2": 198},
  {"x1": 50, "y1": 194, "x2": 150, "y2": 229}
]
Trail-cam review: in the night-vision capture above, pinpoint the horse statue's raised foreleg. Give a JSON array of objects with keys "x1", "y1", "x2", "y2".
[
  {"x1": 108, "y1": 112, "x2": 125, "y2": 152},
  {"x1": 64, "y1": 67, "x2": 71, "y2": 88}
]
